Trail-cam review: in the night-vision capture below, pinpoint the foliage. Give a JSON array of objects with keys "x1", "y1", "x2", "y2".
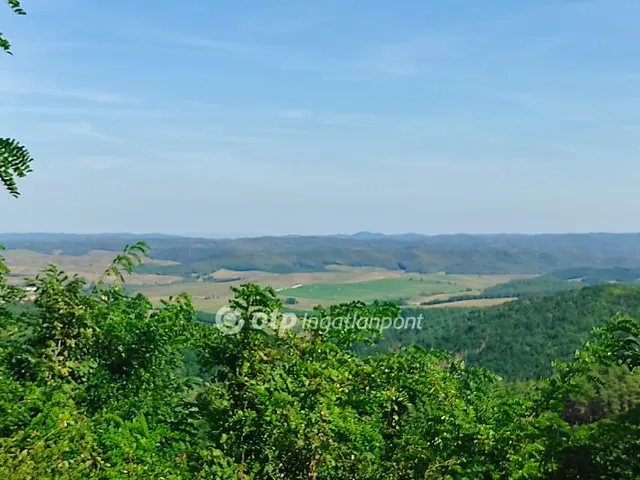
[
  {"x1": 0, "y1": 136, "x2": 33, "y2": 199},
  {"x1": 386, "y1": 285, "x2": 640, "y2": 379},
  {"x1": 549, "y1": 266, "x2": 640, "y2": 285},
  {"x1": 421, "y1": 268, "x2": 640, "y2": 307},
  {"x1": 100, "y1": 241, "x2": 151, "y2": 284},
  {"x1": 561, "y1": 364, "x2": 640, "y2": 425},
  {"x1": 585, "y1": 313, "x2": 640, "y2": 371},
  {"x1": 480, "y1": 275, "x2": 582, "y2": 299},
  {"x1": 1, "y1": 2, "x2": 33, "y2": 199},
  {"x1": 2, "y1": 246, "x2": 640, "y2": 478},
  {"x1": 1, "y1": 0, "x2": 26, "y2": 54}
]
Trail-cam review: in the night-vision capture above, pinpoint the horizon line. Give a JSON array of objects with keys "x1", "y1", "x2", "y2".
[{"x1": 2, "y1": 231, "x2": 640, "y2": 240}]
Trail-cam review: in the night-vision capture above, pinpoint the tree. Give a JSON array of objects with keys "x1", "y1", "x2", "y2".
[
  {"x1": 1, "y1": 1, "x2": 33, "y2": 198},
  {"x1": 585, "y1": 313, "x2": 640, "y2": 372}
]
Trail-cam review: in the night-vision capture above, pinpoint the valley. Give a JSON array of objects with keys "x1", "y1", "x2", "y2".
[{"x1": 5, "y1": 233, "x2": 640, "y2": 313}]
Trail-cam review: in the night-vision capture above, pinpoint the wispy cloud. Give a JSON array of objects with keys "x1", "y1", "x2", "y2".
[
  {"x1": 273, "y1": 108, "x2": 374, "y2": 127},
  {"x1": 0, "y1": 74, "x2": 134, "y2": 104},
  {"x1": 231, "y1": 0, "x2": 344, "y2": 38},
  {"x1": 43, "y1": 88, "x2": 129, "y2": 103},
  {"x1": 357, "y1": 35, "x2": 464, "y2": 75},
  {"x1": 161, "y1": 34, "x2": 353, "y2": 75},
  {"x1": 77, "y1": 156, "x2": 131, "y2": 171},
  {"x1": 489, "y1": 90, "x2": 640, "y2": 123},
  {"x1": 46, "y1": 121, "x2": 121, "y2": 142}
]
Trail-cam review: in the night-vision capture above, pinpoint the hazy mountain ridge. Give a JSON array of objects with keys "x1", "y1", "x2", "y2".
[{"x1": 3, "y1": 232, "x2": 640, "y2": 275}]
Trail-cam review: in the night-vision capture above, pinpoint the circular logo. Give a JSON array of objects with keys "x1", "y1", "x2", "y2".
[{"x1": 215, "y1": 306, "x2": 244, "y2": 335}]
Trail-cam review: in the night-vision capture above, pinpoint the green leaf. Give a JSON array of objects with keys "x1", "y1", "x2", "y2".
[{"x1": 0, "y1": 138, "x2": 33, "y2": 197}]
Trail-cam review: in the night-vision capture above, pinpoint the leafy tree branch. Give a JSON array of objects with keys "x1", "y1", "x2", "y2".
[{"x1": 1, "y1": 1, "x2": 32, "y2": 197}]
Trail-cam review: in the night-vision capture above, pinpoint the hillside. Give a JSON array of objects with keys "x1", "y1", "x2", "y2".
[
  {"x1": 548, "y1": 266, "x2": 640, "y2": 284},
  {"x1": 419, "y1": 267, "x2": 640, "y2": 307},
  {"x1": 4, "y1": 232, "x2": 640, "y2": 275},
  {"x1": 386, "y1": 284, "x2": 640, "y2": 379}
]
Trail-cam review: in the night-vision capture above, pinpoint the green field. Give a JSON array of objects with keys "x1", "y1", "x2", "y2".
[
  {"x1": 278, "y1": 277, "x2": 463, "y2": 304},
  {"x1": 2, "y1": 247, "x2": 531, "y2": 313},
  {"x1": 129, "y1": 271, "x2": 529, "y2": 312}
]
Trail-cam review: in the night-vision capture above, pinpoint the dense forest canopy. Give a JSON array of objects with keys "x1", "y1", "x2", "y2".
[
  {"x1": 390, "y1": 284, "x2": 640, "y2": 379},
  {"x1": 2, "y1": 259, "x2": 640, "y2": 478}
]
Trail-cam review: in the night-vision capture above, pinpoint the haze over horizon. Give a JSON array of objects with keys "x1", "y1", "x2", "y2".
[
  {"x1": 2, "y1": 230, "x2": 640, "y2": 240},
  {"x1": 1, "y1": 0, "x2": 639, "y2": 235}
]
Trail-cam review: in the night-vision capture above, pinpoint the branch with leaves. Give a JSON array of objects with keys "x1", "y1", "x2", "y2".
[
  {"x1": 2, "y1": 2, "x2": 33, "y2": 198},
  {"x1": 0, "y1": 138, "x2": 33, "y2": 198},
  {"x1": 100, "y1": 242, "x2": 151, "y2": 284},
  {"x1": 584, "y1": 314, "x2": 640, "y2": 372},
  {"x1": 0, "y1": 244, "x2": 25, "y2": 306},
  {"x1": 1, "y1": 0, "x2": 26, "y2": 54}
]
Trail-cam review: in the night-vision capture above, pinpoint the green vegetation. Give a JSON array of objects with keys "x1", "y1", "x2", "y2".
[
  {"x1": 279, "y1": 277, "x2": 461, "y2": 304},
  {"x1": 420, "y1": 267, "x2": 640, "y2": 307},
  {"x1": 548, "y1": 267, "x2": 640, "y2": 285},
  {"x1": 3, "y1": 202, "x2": 640, "y2": 478},
  {"x1": 418, "y1": 277, "x2": 580, "y2": 306},
  {"x1": 1, "y1": 1, "x2": 33, "y2": 200},
  {"x1": 2, "y1": 253, "x2": 640, "y2": 478},
  {"x1": 480, "y1": 275, "x2": 582, "y2": 298},
  {"x1": 0, "y1": 1, "x2": 25, "y2": 54},
  {"x1": 387, "y1": 285, "x2": 640, "y2": 379}
]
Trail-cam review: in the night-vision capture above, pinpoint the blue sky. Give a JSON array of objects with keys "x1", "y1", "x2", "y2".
[{"x1": 1, "y1": 0, "x2": 639, "y2": 236}]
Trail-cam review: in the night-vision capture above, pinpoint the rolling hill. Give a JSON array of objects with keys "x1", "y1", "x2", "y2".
[
  {"x1": 4, "y1": 232, "x2": 640, "y2": 275},
  {"x1": 384, "y1": 284, "x2": 640, "y2": 379}
]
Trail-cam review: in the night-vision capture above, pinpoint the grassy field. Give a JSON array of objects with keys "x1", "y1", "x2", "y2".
[
  {"x1": 134, "y1": 272, "x2": 529, "y2": 312},
  {"x1": 278, "y1": 278, "x2": 461, "y2": 303},
  {"x1": 423, "y1": 297, "x2": 518, "y2": 309},
  {"x1": 130, "y1": 267, "x2": 412, "y2": 311},
  {"x1": 2, "y1": 249, "x2": 531, "y2": 312},
  {"x1": 3, "y1": 249, "x2": 182, "y2": 286}
]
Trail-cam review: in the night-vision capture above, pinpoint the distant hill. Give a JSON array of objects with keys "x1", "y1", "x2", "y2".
[
  {"x1": 4, "y1": 232, "x2": 640, "y2": 275},
  {"x1": 548, "y1": 266, "x2": 640, "y2": 285},
  {"x1": 390, "y1": 284, "x2": 640, "y2": 380},
  {"x1": 420, "y1": 267, "x2": 640, "y2": 305}
]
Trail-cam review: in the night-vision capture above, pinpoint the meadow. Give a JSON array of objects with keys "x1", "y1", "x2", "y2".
[
  {"x1": 279, "y1": 277, "x2": 462, "y2": 303},
  {"x1": 128, "y1": 271, "x2": 530, "y2": 312},
  {"x1": 3, "y1": 249, "x2": 182, "y2": 285},
  {"x1": 2, "y1": 248, "x2": 533, "y2": 312}
]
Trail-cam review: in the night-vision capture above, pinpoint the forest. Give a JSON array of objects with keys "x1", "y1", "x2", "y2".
[
  {"x1": 392, "y1": 284, "x2": 640, "y2": 379},
  {"x1": 1, "y1": 257, "x2": 640, "y2": 478}
]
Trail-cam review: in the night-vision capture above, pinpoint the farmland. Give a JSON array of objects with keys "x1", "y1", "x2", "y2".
[
  {"x1": 10, "y1": 242, "x2": 636, "y2": 314},
  {"x1": 125, "y1": 269, "x2": 533, "y2": 312},
  {"x1": 3, "y1": 249, "x2": 182, "y2": 285},
  {"x1": 0, "y1": 248, "x2": 533, "y2": 312}
]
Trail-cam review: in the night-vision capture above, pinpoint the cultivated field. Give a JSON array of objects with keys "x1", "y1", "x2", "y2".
[
  {"x1": 423, "y1": 297, "x2": 518, "y2": 309},
  {"x1": 3, "y1": 249, "x2": 182, "y2": 286},
  {"x1": 134, "y1": 270, "x2": 530, "y2": 312},
  {"x1": 2, "y1": 249, "x2": 532, "y2": 312},
  {"x1": 278, "y1": 278, "x2": 461, "y2": 303}
]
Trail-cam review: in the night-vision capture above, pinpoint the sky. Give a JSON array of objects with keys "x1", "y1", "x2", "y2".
[{"x1": 0, "y1": 0, "x2": 639, "y2": 237}]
